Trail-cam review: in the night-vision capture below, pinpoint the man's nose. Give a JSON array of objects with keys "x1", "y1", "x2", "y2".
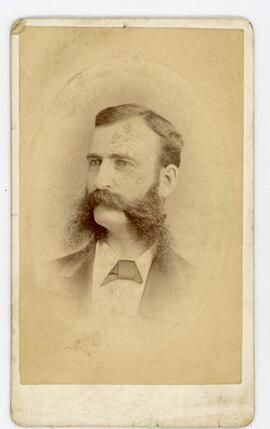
[{"x1": 94, "y1": 160, "x2": 114, "y2": 189}]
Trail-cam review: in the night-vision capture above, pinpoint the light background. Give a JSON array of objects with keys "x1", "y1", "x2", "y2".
[
  {"x1": 0, "y1": 1, "x2": 269, "y2": 428},
  {"x1": 19, "y1": 27, "x2": 243, "y2": 268}
]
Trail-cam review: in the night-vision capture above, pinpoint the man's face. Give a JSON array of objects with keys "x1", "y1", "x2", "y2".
[{"x1": 86, "y1": 116, "x2": 162, "y2": 229}]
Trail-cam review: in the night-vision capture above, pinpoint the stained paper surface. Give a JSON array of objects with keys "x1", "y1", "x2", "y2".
[{"x1": 11, "y1": 18, "x2": 254, "y2": 427}]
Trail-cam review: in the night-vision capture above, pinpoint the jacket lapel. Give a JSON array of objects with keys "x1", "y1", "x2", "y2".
[
  {"x1": 55, "y1": 245, "x2": 197, "y2": 324},
  {"x1": 57, "y1": 246, "x2": 95, "y2": 307},
  {"x1": 139, "y1": 259, "x2": 171, "y2": 318},
  {"x1": 139, "y1": 254, "x2": 195, "y2": 324}
]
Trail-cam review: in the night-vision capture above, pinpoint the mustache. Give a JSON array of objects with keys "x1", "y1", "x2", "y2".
[
  {"x1": 65, "y1": 185, "x2": 172, "y2": 270},
  {"x1": 87, "y1": 187, "x2": 165, "y2": 224},
  {"x1": 89, "y1": 188, "x2": 128, "y2": 210}
]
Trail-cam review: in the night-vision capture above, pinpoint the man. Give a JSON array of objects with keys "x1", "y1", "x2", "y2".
[{"x1": 50, "y1": 104, "x2": 202, "y2": 325}]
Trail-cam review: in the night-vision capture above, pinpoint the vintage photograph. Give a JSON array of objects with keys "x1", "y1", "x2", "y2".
[{"x1": 11, "y1": 17, "x2": 254, "y2": 426}]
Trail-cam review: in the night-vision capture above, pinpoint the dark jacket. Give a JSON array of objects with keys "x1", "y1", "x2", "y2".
[{"x1": 47, "y1": 243, "x2": 206, "y2": 326}]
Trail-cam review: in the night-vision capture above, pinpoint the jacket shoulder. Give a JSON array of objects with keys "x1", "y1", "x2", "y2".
[
  {"x1": 47, "y1": 245, "x2": 95, "y2": 277},
  {"x1": 173, "y1": 253, "x2": 193, "y2": 269},
  {"x1": 52, "y1": 247, "x2": 89, "y2": 267},
  {"x1": 169, "y1": 251, "x2": 197, "y2": 280}
]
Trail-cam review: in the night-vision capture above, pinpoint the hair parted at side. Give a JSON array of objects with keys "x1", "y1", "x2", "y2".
[{"x1": 95, "y1": 104, "x2": 184, "y2": 168}]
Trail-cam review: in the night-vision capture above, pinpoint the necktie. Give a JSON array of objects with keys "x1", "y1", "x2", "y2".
[{"x1": 101, "y1": 260, "x2": 143, "y2": 286}]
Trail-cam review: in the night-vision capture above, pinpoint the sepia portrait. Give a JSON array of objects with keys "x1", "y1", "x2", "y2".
[{"x1": 11, "y1": 18, "x2": 254, "y2": 427}]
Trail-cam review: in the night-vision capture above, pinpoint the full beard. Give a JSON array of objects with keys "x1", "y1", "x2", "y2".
[{"x1": 64, "y1": 184, "x2": 173, "y2": 270}]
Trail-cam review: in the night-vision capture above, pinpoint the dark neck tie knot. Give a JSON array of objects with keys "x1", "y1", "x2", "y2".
[{"x1": 101, "y1": 260, "x2": 143, "y2": 286}]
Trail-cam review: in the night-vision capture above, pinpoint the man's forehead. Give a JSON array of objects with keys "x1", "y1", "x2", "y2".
[{"x1": 90, "y1": 116, "x2": 160, "y2": 154}]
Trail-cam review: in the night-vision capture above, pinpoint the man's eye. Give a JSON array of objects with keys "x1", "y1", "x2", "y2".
[
  {"x1": 115, "y1": 159, "x2": 129, "y2": 168},
  {"x1": 88, "y1": 159, "x2": 101, "y2": 167}
]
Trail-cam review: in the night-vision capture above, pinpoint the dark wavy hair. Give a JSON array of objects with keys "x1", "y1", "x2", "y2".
[{"x1": 95, "y1": 103, "x2": 184, "y2": 168}]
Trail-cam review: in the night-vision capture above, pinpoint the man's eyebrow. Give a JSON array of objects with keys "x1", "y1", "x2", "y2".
[
  {"x1": 110, "y1": 153, "x2": 138, "y2": 164},
  {"x1": 86, "y1": 152, "x2": 139, "y2": 165},
  {"x1": 86, "y1": 153, "x2": 103, "y2": 160}
]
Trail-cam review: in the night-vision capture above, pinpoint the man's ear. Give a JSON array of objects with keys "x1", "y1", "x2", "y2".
[{"x1": 158, "y1": 164, "x2": 179, "y2": 199}]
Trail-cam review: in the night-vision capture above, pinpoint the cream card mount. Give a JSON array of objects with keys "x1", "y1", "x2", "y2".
[{"x1": 11, "y1": 17, "x2": 254, "y2": 427}]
